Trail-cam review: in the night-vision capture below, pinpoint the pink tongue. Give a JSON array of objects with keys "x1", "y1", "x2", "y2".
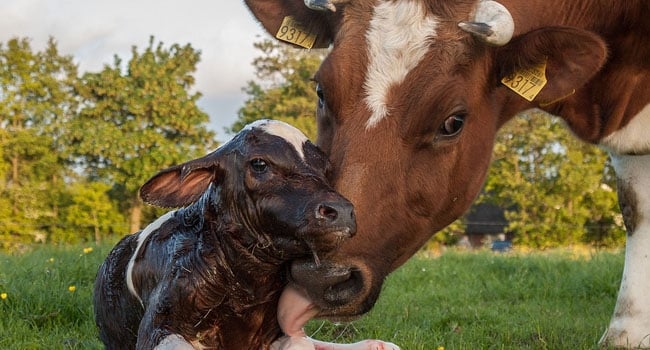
[{"x1": 277, "y1": 284, "x2": 320, "y2": 337}]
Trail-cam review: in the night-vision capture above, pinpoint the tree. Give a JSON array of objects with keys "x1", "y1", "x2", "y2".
[
  {"x1": 0, "y1": 37, "x2": 78, "y2": 247},
  {"x1": 52, "y1": 181, "x2": 126, "y2": 244},
  {"x1": 231, "y1": 39, "x2": 327, "y2": 139},
  {"x1": 71, "y1": 37, "x2": 216, "y2": 233},
  {"x1": 479, "y1": 110, "x2": 625, "y2": 248}
]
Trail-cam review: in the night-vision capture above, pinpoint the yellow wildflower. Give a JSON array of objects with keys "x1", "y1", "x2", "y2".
[
  {"x1": 83, "y1": 247, "x2": 93, "y2": 254},
  {"x1": 1, "y1": 293, "x2": 7, "y2": 300},
  {"x1": 48, "y1": 258, "x2": 55, "y2": 263},
  {"x1": 437, "y1": 346, "x2": 445, "y2": 350},
  {"x1": 68, "y1": 285, "x2": 76, "y2": 292}
]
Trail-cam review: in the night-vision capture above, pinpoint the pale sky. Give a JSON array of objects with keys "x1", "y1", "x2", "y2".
[{"x1": 0, "y1": 0, "x2": 270, "y2": 142}]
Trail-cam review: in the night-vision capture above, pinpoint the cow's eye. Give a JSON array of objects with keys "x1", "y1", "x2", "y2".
[
  {"x1": 250, "y1": 158, "x2": 268, "y2": 173},
  {"x1": 316, "y1": 83, "x2": 325, "y2": 109},
  {"x1": 439, "y1": 114, "x2": 465, "y2": 137}
]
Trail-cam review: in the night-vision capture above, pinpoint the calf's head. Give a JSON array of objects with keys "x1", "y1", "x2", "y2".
[
  {"x1": 245, "y1": 0, "x2": 608, "y2": 318},
  {"x1": 140, "y1": 119, "x2": 356, "y2": 261}
]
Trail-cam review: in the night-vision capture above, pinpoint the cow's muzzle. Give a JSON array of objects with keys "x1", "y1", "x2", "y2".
[{"x1": 289, "y1": 258, "x2": 380, "y2": 320}]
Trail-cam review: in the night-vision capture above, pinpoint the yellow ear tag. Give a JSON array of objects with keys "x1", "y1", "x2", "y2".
[
  {"x1": 501, "y1": 60, "x2": 548, "y2": 101},
  {"x1": 275, "y1": 16, "x2": 318, "y2": 49}
]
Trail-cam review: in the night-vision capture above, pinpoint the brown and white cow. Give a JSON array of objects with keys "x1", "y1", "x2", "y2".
[{"x1": 244, "y1": 0, "x2": 650, "y2": 347}]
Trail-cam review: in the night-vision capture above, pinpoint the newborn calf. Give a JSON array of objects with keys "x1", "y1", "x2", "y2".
[{"x1": 94, "y1": 120, "x2": 363, "y2": 349}]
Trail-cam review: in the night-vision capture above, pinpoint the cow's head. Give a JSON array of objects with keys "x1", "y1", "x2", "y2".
[
  {"x1": 245, "y1": 0, "x2": 607, "y2": 318},
  {"x1": 140, "y1": 119, "x2": 356, "y2": 262}
]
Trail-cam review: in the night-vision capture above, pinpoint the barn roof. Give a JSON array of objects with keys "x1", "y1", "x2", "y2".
[{"x1": 464, "y1": 203, "x2": 508, "y2": 235}]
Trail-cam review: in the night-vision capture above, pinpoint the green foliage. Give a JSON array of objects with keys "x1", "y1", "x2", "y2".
[
  {"x1": 70, "y1": 37, "x2": 216, "y2": 232},
  {"x1": 0, "y1": 36, "x2": 216, "y2": 248},
  {"x1": 231, "y1": 39, "x2": 326, "y2": 140},
  {"x1": 479, "y1": 110, "x2": 625, "y2": 248},
  {"x1": 52, "y1": 182, "x2": 127, "y2": 244},
  {"x1": 0, "y1": 37, "x2": 78, "y2": 248},
  {"x1": 72, "y1": 37, "x2": 214, "y2": 193}
]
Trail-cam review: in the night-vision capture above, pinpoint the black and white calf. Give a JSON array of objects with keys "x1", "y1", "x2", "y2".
[{"x1": 93, "y1": 120, "x2": 398, "y2": 349}]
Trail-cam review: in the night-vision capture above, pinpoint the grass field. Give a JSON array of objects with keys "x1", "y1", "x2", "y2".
[{"x1": 0, "y1": 243, "x2": 624, "y2": 349}]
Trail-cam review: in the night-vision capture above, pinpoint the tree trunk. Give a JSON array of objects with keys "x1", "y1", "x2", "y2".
[
  {"x1": 93, "y1": 210, "x2": 101, "y2": 243},
  {"x1": 129, "y1": 198, "x2": 143, "y2": 234},
  {"x1": 11, "y1": 154, "x2": 19, "y2": 215}
]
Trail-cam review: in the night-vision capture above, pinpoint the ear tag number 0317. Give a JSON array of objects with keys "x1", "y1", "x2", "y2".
[
  {"x1": 501, "y1": 60, "x2": 548, "y2": 101},
  {"x1": 275, "y1": 16, "x2": 317, "y2": 49}
]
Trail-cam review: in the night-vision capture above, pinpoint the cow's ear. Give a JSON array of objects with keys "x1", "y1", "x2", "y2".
[
  {"x1": 496, "y1": 27, "x2": 607, "y2": 104},
  {"x1": 140, "y1": 153, "x2": 224, "y2": 208},
  {"x1": 244, "y1": 0, "x2": 336, "y2": 48}
]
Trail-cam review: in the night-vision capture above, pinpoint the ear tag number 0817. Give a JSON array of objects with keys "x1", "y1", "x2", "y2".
[
  {"x1": 275, "y1": 16, "x2": 317, "y2": 49},
  {"x1": 501, "y1": 60, "x2": 548, "y2": 101}
]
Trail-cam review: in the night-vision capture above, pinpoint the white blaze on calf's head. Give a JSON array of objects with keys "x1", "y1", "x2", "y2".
[{"x1": 246, "y1": 119, "x2": 309, "y2": 159}]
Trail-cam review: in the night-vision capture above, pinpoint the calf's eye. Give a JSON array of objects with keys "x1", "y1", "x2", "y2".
[
  {"x1": 250, "y1": 158, "x2": 268, "y2": 173},
  {"x1": 440, "y1": 114, "x2": 465, "y2": 137}
]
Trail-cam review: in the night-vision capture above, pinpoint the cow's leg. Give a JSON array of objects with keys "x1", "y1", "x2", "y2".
[{"x1": 601, "y1": 154, "x2": 650, "y2": 348}]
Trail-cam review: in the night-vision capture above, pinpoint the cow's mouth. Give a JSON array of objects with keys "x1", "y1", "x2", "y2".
[{"x1": 288, "y1": 257, "x2": 378, "y2": 321}]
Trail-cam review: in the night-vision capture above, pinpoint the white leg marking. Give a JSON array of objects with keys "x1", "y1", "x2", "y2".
[
  {"x1": 246, "y1": 119, "x2": 308, "y2": 159},
  {"x1": 600, "y1": 104, "x2": 650, "y2": 155},
  {"x1": 601, "y1": 154, "x2": 650, "y2": 348},
  {"x1": 126, "y1": 211, "x2": 176, "y2": 305},
  {"x1": 364, "y1": 0, "x2": 438, "y2": 128}
]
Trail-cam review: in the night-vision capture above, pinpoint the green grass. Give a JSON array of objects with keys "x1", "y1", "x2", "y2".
[
  {"x1": 306, "y1": 250, "x2": 624, "y2": 350},
  {"x1": 0, "y1": 243, "x2": 115, "y2": 349},
  {"x1": 0, "y1": 244, "x2": 624, "y2": 349}
]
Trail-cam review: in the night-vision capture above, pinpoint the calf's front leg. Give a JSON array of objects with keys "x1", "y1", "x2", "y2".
[
  {"x1": 136, "y1": 282, "x2": 197, "y2": 350},
  {"x1": 271, "y1": 336, "x2": 400, "y2": 350},
  {"x1": 153, "y1": 335, "x2": 195, "y2": 350}
]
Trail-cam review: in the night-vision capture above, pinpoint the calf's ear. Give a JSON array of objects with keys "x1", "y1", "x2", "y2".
[
  {"x1": 140, "y1": 154, "x2": 224, "y2": 208},
  {"x1": 496, "y1": 27, "x2": 607, "y2": 104},
  {"x1": 244, "y1": 0, "x2": 337, "y2": 48}
]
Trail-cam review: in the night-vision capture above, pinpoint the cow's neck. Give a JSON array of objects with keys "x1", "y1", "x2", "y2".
[{"x1": 502, "y1": 0, "x2": 650, "y2": 150}]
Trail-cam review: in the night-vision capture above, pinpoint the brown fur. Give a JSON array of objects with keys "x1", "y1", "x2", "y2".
[{"x1": 245, "y1": 0, "x2": 650, "y2": 319}]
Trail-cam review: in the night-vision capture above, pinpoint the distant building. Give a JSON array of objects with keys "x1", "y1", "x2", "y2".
[{"x1": 463, "y1": 202, "x2": 511, "y2": 249}]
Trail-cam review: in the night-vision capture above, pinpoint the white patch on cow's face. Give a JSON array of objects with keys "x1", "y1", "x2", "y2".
[
  {"x1": 252, "y1": 119, "x2": 308, "y2": 159},
  {"x1": 364, "y1": 0, "x2": 438, "y2": 128},
  {"x1": 126, "y1": 210, "x2": 176, "y2": 305},
  {"x1": 600, "y1": 104, "x2": 650, "y2": 155}
]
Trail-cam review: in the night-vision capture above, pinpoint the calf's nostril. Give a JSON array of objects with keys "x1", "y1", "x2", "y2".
[{"x1": 317, "y1": 204, "x2": 339, "y2": 221}]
